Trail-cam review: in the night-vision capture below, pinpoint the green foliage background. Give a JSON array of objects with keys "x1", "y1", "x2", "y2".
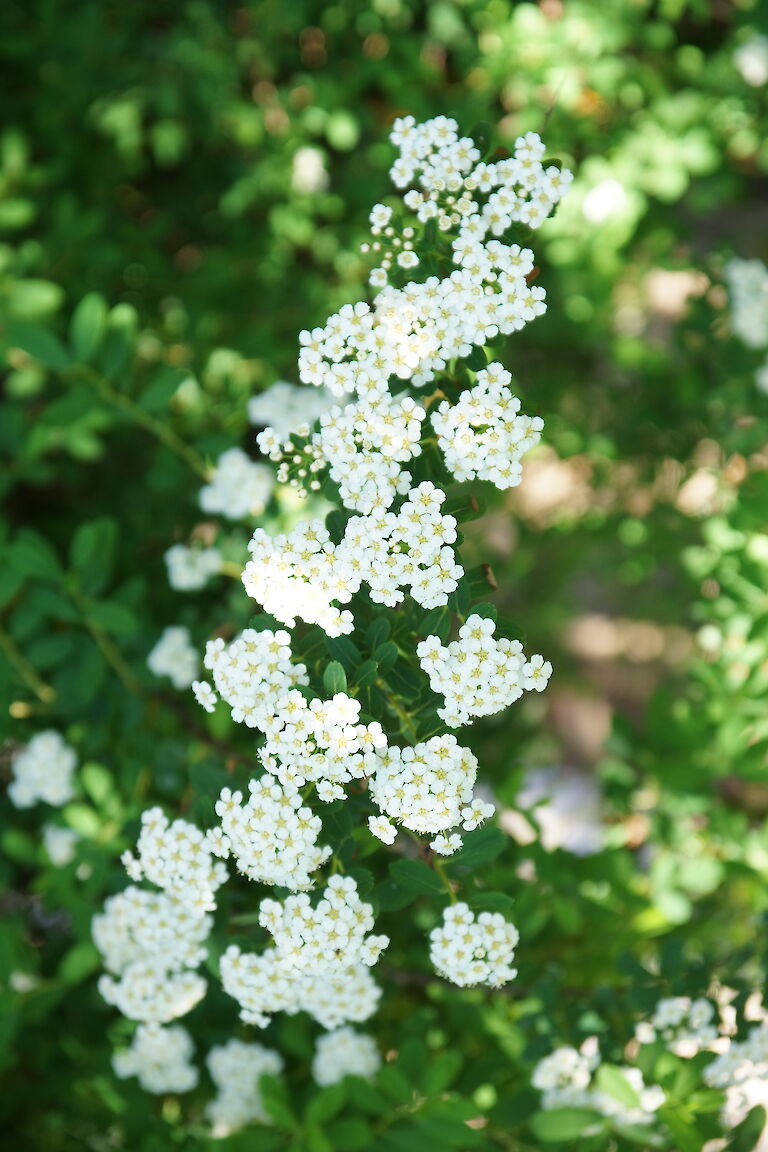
[{"x1": 1, "y1": 1, "x2": 768, "y2": 1149}]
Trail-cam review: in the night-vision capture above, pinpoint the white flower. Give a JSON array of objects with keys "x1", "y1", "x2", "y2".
[
  {"x1": 210, "y1": 775, "x2": 331, "y2": 890},
  {"x1": 200, "y1": 447, "x2": 274, "y2": 520},
  {"x1": 8, "y1": 731, "x2": 77, "y2": 809},
  {"x1": 165, "y1": 544, "x2": 222, "y2": 591},
  {"x1": 206, "y1": 1039, "x2": 284, "y2": 1136},
  {"x1": 248, "y1": 379, "x2": 334, "y2": 439},
  {"x1": 417, "y1": 614, "x2": 551, "y2": 727},
  {"x1": 312, "y1": 1027, "x2": 380, "y2": 1086},
  {"x1": 432, "y1": 362, "x2": 543, "y2": 489},
  {"x1": 725, "y1": 257, "x2": 768, "y2": 350},
  {"x1": 369, "y1": 735, "x2": 481, "y2": 836},
  {"x1": 735, "y1": 35, "x2": 768, "y2": 87},
  {"x1": 113, "y1": 1024, "x2": 198, "y2": 1094},
  {"x1": 430, "y1": 833, "x2": 462, "y2": 855},
  {"x1": 147, "y1": 626, "x2": 199, "y2": 690},
  {"x1": 368, "y1": 815, "x2": 397, "y2": 844},
  {"x1": 121, "y1": 808, "x2": 227, "y2": 911},
  {"x1": 192, "y1": 680, "x2": 218, "y2": 713},
  {"x1": 43, "y1": 824, "x2": 79, "y2": 866},
  {"x1": 429, "y1": 902, "x2": 519, "y2": 988}
]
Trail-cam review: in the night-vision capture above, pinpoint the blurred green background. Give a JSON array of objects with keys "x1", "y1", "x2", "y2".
[{"x1": 2, "y1": 1, "x2": 768, "y2": 1149}]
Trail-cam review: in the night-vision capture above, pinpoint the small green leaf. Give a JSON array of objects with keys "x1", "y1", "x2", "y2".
[
  {"x1": 529, "y1": 1108, "x2": 604, "y2": 1141},
  {"x1": 305, "y1": 1082, "x2": 347, "y2": 1126},
  {"x1": 69, "y1": 517, "x2": 117, "y2": 596},
  {"x1": 6, "y1": 321, "x2": 72, "y2": 371},
  {"x1": 373, "y1": 640, "x2": 398, "y2": 669},
  {"x1": 389, "y1": 858, "x2": 446, "y2": 896},
  {"x1": 451, "y1": 826, "x2": 506, "y2": 869},
  {"x1": 595, "y1": 1064, "x2": 642, "y2": 1109},
  {"x1": 69, "y1": 293, "x2": 107, "y2": 362},
  {"x1": 323, "y1": 661, "x2": 347, "y2": 695},
  {"x1": 468, "y1": 891, "x2": 515, "y2": 917}
]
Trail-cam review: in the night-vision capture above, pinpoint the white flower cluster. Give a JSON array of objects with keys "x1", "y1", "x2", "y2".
[
  {"x1": 369, "y1": 734, "x2": 490, "y2": 839},
  {"x1": 206, "y1": 1039, "x2": 283, "y2": 1136},
  {"x1": 362, "y1": 117, "x2": 568, "y2": 301},
  {"x1": 147, "y1": 625, "x2": 199, "y2": 689},
  {"x1": 210, "y1": 776, "x2": 331, "y2": 890},
  {"x1": 734, "y1": 35, "x2": 768, "y2": 87},
  {"x1": 94, "y1": 887, "x2": 209, "y2": 1022},
  {"x1": 312, "y1": 1027, "x2": 381, "y2": 1086},
  {"x1": 199, "y1": 447, "x2": 274, "y2": 520},
  {"x1": 635, "y1": 996, "x2": 718, "y2": 1057},
  {"x1": 195, "y1": 627, "x2": 308, "y2": 727},
  {"x1": 431, "y1": 362, "x2": 543, "y2": 487},
  {"x1": 725, "y1": 258, "x2": 768, "y2": 349},
  {"x1": 704, "y1": 1020, "x2": 768, "y2": 1091},
  {"x1": 121, "y1": 807, "x2": 227, "y2": 912},
  {"x1": 220, "y1": 949, "x2": 381, "y2": 1030},
  {"x1": 429, "y1": 902, "x2": 519, "y2": 987},
  {"x1": 8, "y1": 730, "x2": 77, "y2": 809},
  {"x1": 532, "y1": 1042, "x2": 664, "y2": 1125},
  {"x1": 43, "y1": 823, "x2": 79, "y2": 866},
  {"x1": 259, "y1": 690, "x2": 386, "y2": 801},
  {"x1": 165, "y1": 543, "x2": 223, "y2": 591},
  {"x1": 113, "y1": 1023, "x2": 198, "y2": 1094},
  {"x1": 725, "y1": 257, "x2": 768, "y2": 393},
  {"x1": 248, "y1": 379, "x2": 334, "y2": 439},
  {"x1": 260, "y1": 876, "x2": 388, "y2": 973},
  {"x1": 311, "y1": 389, "x2": 426, "y2": 514},
  {"x1": 417, "y1": 614, "x2": 551, "y2": 727},
  {"x1": 243, "y1": 482, "x2": 462, "y2": 635}
]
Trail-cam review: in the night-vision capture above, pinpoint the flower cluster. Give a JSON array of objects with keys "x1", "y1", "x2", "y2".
[
  {"x1": 94, "y1": 887, "x2": 209, "y2": 1022},
  {"x1": 635, "y1": 996, "x2": 718, "y2": 1057},
  {"x1": 43, "y1": 823, "x2": 79, "y2": 866},
  {"x1": 206, "y1": 1039, "x2": 283, "y2": 1136},
  {"x1": 242, "y1": 482, "x2": 462, "y2": 635},
  {"x1": 121, "y1": 807, "x2": 227, "y2": 912},
  {"x1": 312, "y1": 1027, "x2": 381, "y2": 1086},
  {"x1": 199, "y1": 447, "x2": 274, "y2": 520},
  {"x1": 369, "y1": 734, "x2": 488, "y2": 839},
  {"x1": 113, "y1": 1024, "x2": 198, "y2": 1094},
  {"x1": 8, "y1": 730, "x2": 77, "y2": 809},
  {"x1": 311, "y1": 389, "x2": 426, "y2": 514},
  {"x1": 248, "y1": 378, "x2": 333, "y2": 439},
  {"x1": 431, "y1": 362, "x2": 543, "y2": 487},
  {"x1": 195, "y1": 627, "x2": 308, "y2": 727},
  {"x1": 725, "y1": 257, "x2": 768, "y2": 393},
  {"x1": 705, "y1": 1020, "x2": 768, "y2": 1139},
  {"x1": 147, "y1": 625, "x2": 199, "y2": 689},
  {"x1": 259, "y1": 690, "x2": 386, "y2": 800},
  {"x1": 210, "y1": 776, "x2": 331, "y2": 890},
  {"x1": 220, "y1": 948, "x2": 381, "y2": 1030},
  {"x1": 417, "y1": 614, "x2": 551, "y2": 726},
  {"x1": 260, "y1": 876, "x2": 388, "y2": 973},
  {"x1": 532, "y1": 1041, "x2": 665, "y2": 1125},
  {"x1": 165, "y1": 543, "x2": 223, "y2": 591},
  {"x1": 429, "y1": 902, "x2": 519, "y2": 987}
]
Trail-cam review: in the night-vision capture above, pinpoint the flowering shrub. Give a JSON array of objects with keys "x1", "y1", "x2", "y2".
[{"x1": 3, "y1": 6, "x2": 768, "y2": 1150}]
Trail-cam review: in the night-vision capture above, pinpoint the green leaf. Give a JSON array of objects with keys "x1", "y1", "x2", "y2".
[
  {"x1": 260, "y1": 1073, "x2": 296, "y2": 1128},
  {"x1": 451, "y1": 826, "x2": 506, "y2": 869},
  {"x1": 97, "y1": 303, "x2": 138, "y2": 379},
  {"x1": 658, "y1": 1104, "x2": 705, "y2": 1152},
  {"x1": 69, "y1": 293, "x2": 107, "y2": 362},
  {"x1": 6, "y1": 321, "x2": 72, "y2": 371},
  {"x1": 69, "y1": 517, "x2": 117, "y2": 596},
  {"x1": 470, "y1": 601, "x2": 497, "y2": 623},
  {"x1": 305, "y1": 1082, "x2": 347, "y2": 1126},
  {"x1": 323, "y1": 661, "x2": 347, "y2": 695},
  {"x1": 374, "y1": 640, "x2": 398, "y2": 669},
  {"x1": 10, "y1": 530, "x2": 63, "y2": 582},
  {"x1": 468, "y1": 891, "x2": 515, "y2": 917},
  {"x1": 88, "y1": 600, "x2": 137, "y2": 635},
  {"x1": 325, "y1": 634, "x2": 362, "y2": 669},
  {"x1": 529, "y1": 1108, "x2": 604, "y2": 1141},
  {"x1": 389, "y1": 858, "x2": 446, "y2": 896},
  {"x1": 595, "y1": 1064, "x2": 642, "y2": 1109},
  {"x1": 366, "y1": 617, "x2": 390, "y2": 649},
  {"x1": 729, "y1": 1105, "x2": 767, "y2": 1152},
  {"x1": 326, "y1": 1118, "x2": 374, "y2": 1150},
  {"x1": 58, "y1": 942, "x2": 99, "y2": 985}
]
